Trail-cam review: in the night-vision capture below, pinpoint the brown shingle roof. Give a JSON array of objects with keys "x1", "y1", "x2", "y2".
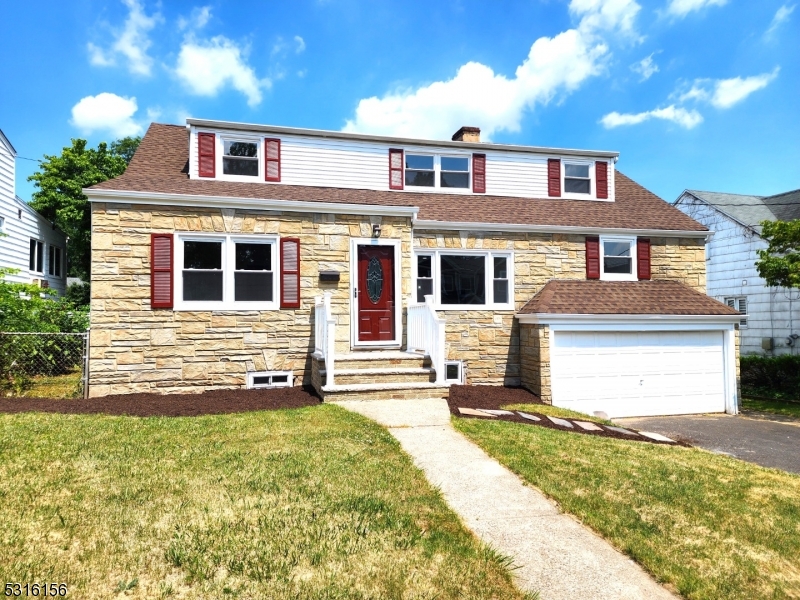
[
  {"x1": 90, "y1": 123, "x2": 706, "y2": 232},
  {"x1": 517, "y1": 280, "x2": 740, "y2": 316}
]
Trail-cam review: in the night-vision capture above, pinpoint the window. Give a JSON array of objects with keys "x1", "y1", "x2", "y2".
[
  {"x1": 247, "y1": 371, "x2": 293, "y2": 389},
  {"x1": 564, "y1": 163, "x2": 591, "y2": 194},
  {"x1": 0, "y1": 216, "x2": 4, "y2": 232},
  {"x1": 176, "y1": 235, "x2": 278, "y2": 309},
  {"x1": 48, "y1": 246, "x2": 62, "y2": 277},
  {"x1": 414, "y1": 250, "x2": 513, "y2": 309},
  {"x1": 29, "y1": 239, "x2": 43, "y2": 273},
  {"x1": 600, "y1": 236, "x2": 636, "y2": 281},
  {"x1": 444, "y1": 361, "x2": 464, "y2": 384},
  {"x1": 725, "y1": 297, "x2": 747, "y2": 328},
  {"x1": 405, "y1": 154, "x2": 470, "y2": 189},
  {"x1": 222, "y1": 140, "x2": 259, "y2": 177}
]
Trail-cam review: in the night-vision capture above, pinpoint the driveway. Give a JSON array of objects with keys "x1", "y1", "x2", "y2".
[{"x1": 615, "y1": 412, "x2": 800, "y2": 474}]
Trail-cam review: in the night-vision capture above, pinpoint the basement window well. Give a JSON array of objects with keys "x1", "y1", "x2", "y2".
[{"x1": 247, "y1": 371, "x2": 294, "y2": 389}]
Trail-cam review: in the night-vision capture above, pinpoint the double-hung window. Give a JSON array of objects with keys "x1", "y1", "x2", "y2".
[
  {"x1": 405, "y1": 154, "x2": 470, "y2": 189},
  {"x1": 599, "y1": 236, "x2": 637, "y2": 281},
  {"x1": 176, "y1": 234, "x2": 278, "y2": 310},
  {"x1": 564, "y1": 162, "x2": 591, "y2": 194},
  {"x1": 29, "y1": 239, "x2": 43, "y2": 273},
  {"x1": 415, "y1": 251, "x2": 513, "y2": 309},
  {"x1": 48, "y1": 246, "x2": 62, "y2": 277},
  {"x1": 222, "y1": 140, "x2": 259, "y2": 177}
]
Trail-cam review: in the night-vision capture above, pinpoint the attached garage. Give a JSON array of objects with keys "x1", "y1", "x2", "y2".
[{"x1": 517, "y1": 280, "x2": 742, "y2": 419}]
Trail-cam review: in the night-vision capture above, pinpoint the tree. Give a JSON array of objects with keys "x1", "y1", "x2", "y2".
[
  {"x1": 28, "y1": 136, "x2": 141, "y2": 281},
  {"x1": 756, "y1": 220, "x2": 800, "y2": 289}
]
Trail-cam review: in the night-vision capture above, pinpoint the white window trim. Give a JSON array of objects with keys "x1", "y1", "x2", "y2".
[
  {"x1": 29, "y1": 239, "x2": 44, "y2": 275},
  {"x1": 724, "y1": 296, "x2": 747, "y2": 328},
  {"x1": 562, "y1": 159, "x2": 595, "y2": 200},
  {"x1": 413, "y1": 249, "x2": 515, "y2": 310},
  {"x1": 174, "y1": 233, "x2": 279, "y2": 311},
  {"x1": 599, "y1": 235, "x2": 637, "y2": 282},
  {"x1": 247, "y1": 371, "x2": 294, "y2": 389},
  {"x1": 217, "y1": 133, "x2": 264, "y2": 183},
  {"x1": 404, "y1": 152, "x2": 472, "y2": 192}
]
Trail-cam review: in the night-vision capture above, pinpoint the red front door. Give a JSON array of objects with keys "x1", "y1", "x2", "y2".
[{"x1": 357, "y1": 245, "x2": 395, "y2": 342}]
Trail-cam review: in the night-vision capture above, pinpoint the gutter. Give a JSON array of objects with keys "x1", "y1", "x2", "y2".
[{"x1": 515, "y1": 312, "x2": 742, "y2": 324}]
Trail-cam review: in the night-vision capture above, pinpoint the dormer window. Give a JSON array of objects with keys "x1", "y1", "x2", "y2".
[
  {"x1": 564, "y1": 163, "x2": 590, "y2": 194},
  {"x1": 223, "y1": 140, "x2": 259, "y2": 177},
  {"x1": 440, "y1": 157, "x2": 469, "y2": 188},
  {"x1": 405, "y1": 154, "x2": 470, "y2": 189},
  {"x1": 405, "y1": 155, "x2": 435, "y2": 187}
]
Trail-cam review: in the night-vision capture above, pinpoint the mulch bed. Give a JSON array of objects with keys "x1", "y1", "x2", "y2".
[
  {"x1": 0, "y1": 387, "x2": 321, "y2": 417},
  {"x1": 448, "y1": 385, "x2": 689, "y2": 446}
]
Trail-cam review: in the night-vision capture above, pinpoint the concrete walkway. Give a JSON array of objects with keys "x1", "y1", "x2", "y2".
[{"x1": 336, "y1": 398, "x2": 675, "y2": 600}]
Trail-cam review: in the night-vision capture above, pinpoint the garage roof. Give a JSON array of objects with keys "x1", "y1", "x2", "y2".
[{"x1": 517, "y1": 280, "x2": 740, "y2": 316}]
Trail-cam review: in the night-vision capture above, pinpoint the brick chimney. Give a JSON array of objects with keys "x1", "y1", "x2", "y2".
[{"x1": 451, "y1": 126, "x2": 481, "y2": 142}]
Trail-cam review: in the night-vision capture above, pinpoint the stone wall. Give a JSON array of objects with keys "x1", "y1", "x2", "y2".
[
  {"x1": 519, "y1": 324, "x2": 550, "y2": 402},
  {"x1": 413, "y1": 230, "x2": 707, "y2": 385},
  {"x1": 89, "y1": 203, "x2": 411, "y2": 396}
]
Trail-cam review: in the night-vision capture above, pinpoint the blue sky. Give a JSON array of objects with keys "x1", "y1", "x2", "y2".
[{"x1": 1, "y1": 0, "x2": 798, "y2": 204}]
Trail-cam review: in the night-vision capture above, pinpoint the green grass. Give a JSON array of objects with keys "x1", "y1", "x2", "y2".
[
  {"x1": 500, "y1": 402, "x2": 614, "y2": 425},
  {"x1": 0, "y1": 405, "x2": 530, "y2": 600},
  {"x1": 453, "y1": 417, "x2": 800, "y2": 600},
  {"x1": 742, "y1": 397, "x2": 800, "y2": 419}
]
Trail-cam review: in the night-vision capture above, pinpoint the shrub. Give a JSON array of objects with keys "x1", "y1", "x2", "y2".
[{"x1": 740, "y1": 354, "x2": 800, "y2": 400}]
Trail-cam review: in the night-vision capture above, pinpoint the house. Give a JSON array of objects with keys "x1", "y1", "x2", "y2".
[
  {"x1": 84, "y1": 120, "x2": 741, "y2": 418},
  {"x1": 674, "y1": 189, "x2": 800, "y2": 357},
  {"x1": 0, "y1": 129, "x2": 68, "y2": 295}
]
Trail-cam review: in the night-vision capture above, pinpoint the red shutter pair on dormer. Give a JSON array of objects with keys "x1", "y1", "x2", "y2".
[
  {"x1": 387, "y1": 149, "x2": 487, "y2": 193},
  {"x1": 547, "y1": 159, "x2": 609, "y2": 199},
  {"x1": 197, "y1": 133, "x2": 281, "y2": 182},
  {"x1": 149, "y1": 235, "x2": 300, "y2": 309},
  {"x1": 585, "y1": 237, "x2": 650, "y2": 280}
]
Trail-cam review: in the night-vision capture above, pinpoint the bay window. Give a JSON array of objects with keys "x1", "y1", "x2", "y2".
[
  {"x1": 415, "y1": 251, "x2": 513, "y2": 308},
  {"x1": 175, "y1": 234, "x2": 278, "y2": 309}
]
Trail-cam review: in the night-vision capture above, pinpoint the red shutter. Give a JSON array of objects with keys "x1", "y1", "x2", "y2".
[
  {"x1": 389, "y1": 149, "x2": 404, "y2": 190},
  {"x1": 151, "y1": 234, "x2": 173, "y2": 309},
  {"x1": 265, "y1": 138, "x2": 281, "y2": 182},
  {"x1": 197, "y1": 132, "x2": 216, "y2": 178},
  {"x1": 280, "y1": 237, "x2": 301, "y2": 309},
  {"x1": 547, "y1": 158, "x2": 561, "y2": 197},
  {"x1": 637, "y1": 238, "x2": 651, "y2": 280},
  {"x1": 472, "y1": 153, "x2": 486, "y2": 193},
  {"x1": 585, "y1": 236, "x2": 600, "y2": 279},
  {"x1": 596, "y1": 161, "x2": 608, "y2": 199}
]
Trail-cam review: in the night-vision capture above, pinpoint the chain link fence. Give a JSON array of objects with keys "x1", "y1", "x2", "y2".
[{"x1": 0, "y1": 332, "x2": 89, "y2": 398}]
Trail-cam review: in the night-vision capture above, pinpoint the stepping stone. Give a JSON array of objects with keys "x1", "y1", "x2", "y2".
[
  {"x1": 546, "y1": 416, "x2": 574, "y2": 428},
  {"x1": 458, "y1": 407, "x2": 497, "y2": 417},
  {"x1": 478, "y1": 409, "x2": 515, "y2": 416},
  {"x1": 517, "y1": 411, "x2": 542, "y2": 422},
  {"x1": 638, "y1": 431, "x2": 676, "y2": 443},
  {"x1": 605, "y1": 426, "x2": 639, "y2": 436},
  {"x1": 574, "y1": 420, "x2": 603, "y2": 431}
]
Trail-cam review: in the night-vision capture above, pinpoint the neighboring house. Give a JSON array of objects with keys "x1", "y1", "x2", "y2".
[
  {"x1": 674, "y1": 190, "x2": 800, "y2": 356},
  {"x1": 0, "y1": 129, "x2": 68, "y2": 295},
  {"x1": 84, "y1": 120, "x2": 741, "y2": 418}
]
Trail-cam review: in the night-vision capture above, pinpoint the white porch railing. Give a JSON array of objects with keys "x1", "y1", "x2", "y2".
[
  {"x1": 407, "y1": 295, "x2": 446, "y2": 384},
  {"x1": 314, "y1": 292, "x2": 336, "y2": 386}
]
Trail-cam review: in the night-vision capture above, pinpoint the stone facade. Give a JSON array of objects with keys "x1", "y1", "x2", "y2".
[
  {"x1": 89, "y1": 203, "x2": 411, "y2": 397},
  {"x1": 519, "y1": 324, "x2": 550, "y2": 402},
  {"x1": 414, "y1": 230, "x2": 707, "y2": 386}
]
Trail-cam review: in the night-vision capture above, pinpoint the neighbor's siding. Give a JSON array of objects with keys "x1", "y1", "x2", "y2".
[
  {"x1": 675, "y1": 195, "x2": 799, "y2": 356},
  {"x1": 88, "y1": 203, "x2": 412, "y2": 397}
]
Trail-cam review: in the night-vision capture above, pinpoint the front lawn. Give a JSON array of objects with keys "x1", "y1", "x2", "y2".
[
  {"x1": 454, "y1": 417, "x2": 800, "y2": 600},
  {"x1": 0, "y1": 404, "x2": 529, "y2": 599},
  {"x1": 742, "y1": 397, "x2": 800, "y2": 419}
]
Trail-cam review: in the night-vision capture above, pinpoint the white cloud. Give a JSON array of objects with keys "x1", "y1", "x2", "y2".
[
  {"x1": 765, "y1": 4, "x2": 796, "y2": 38},
  {"x1": 601, "y1": 105, "x2": 703, "y2": 128},
  {"x1": 175, "y1": 35, "x2": 270, "y2": 106},
  {"x1": 665, "y1": 0, "x2": 728, "y2": 18},
  {"x1": 87, "y1": 0, "x2": 162, "y2": 76},
  {"x1": 677, "y1": 68, "x2": 780, "y2": 108},
  {"x1": 178, "y1": 6, "x2": 212, "y2": 31},
  {"x1": 344, "y1": 0, "x2": 640, "y2": 140},
  {"x1": 70, "y1": 93, "x2": 144, "y2": 137},
  {"x1": 630, "y1": 53, "x2": 659, "y2": 81},
  {"x1": 294, "y1": 35, "x2": 306, "y2": 53}
]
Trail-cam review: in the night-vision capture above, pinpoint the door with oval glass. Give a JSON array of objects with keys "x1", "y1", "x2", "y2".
[{"x1": 357, "y1": 245, "x2": 395, "y2": 342}]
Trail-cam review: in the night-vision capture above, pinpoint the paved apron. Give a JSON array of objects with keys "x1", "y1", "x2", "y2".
[{"x1": 336, "y1": 398, "x2": 676, "y2": 600}]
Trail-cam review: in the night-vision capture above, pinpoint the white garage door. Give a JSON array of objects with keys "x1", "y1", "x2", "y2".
[{"x1": 551, "y1": 330, "x2": 726, "y2": 418}]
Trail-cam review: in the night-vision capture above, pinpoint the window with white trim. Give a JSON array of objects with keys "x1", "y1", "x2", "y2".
[
  {"x1": 414, "y1": 250, "x2": 513, "y2": 309},
  {"x1": 29, "y1": 239, "x2": 43, "y2": 273},
  {"x1": 48, "y1": 245, "x2": 62, "y2": 277},
  {"x1": 725, "y1": 297, "x2": 747, "y2": 328},
  {"x1": 600, "y1": 236, "x2": 637, "y2": 281},
  {"x1": 175, "y1": 234, "x2": 278, "y2": 310},
  {"x1": 0, "y1": 216, "x2": 4, "y2": 232},
  {"x1": 222, "y1": 139, "x2": 259, "y2": 177},
  {"x1": 405, "y1": 154, "x2": 470, "y2": 189}
]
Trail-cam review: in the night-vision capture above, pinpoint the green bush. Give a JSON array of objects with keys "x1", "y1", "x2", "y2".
[{"x1": 740, "y1": 354, "x2": 800, "y2": 401}]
